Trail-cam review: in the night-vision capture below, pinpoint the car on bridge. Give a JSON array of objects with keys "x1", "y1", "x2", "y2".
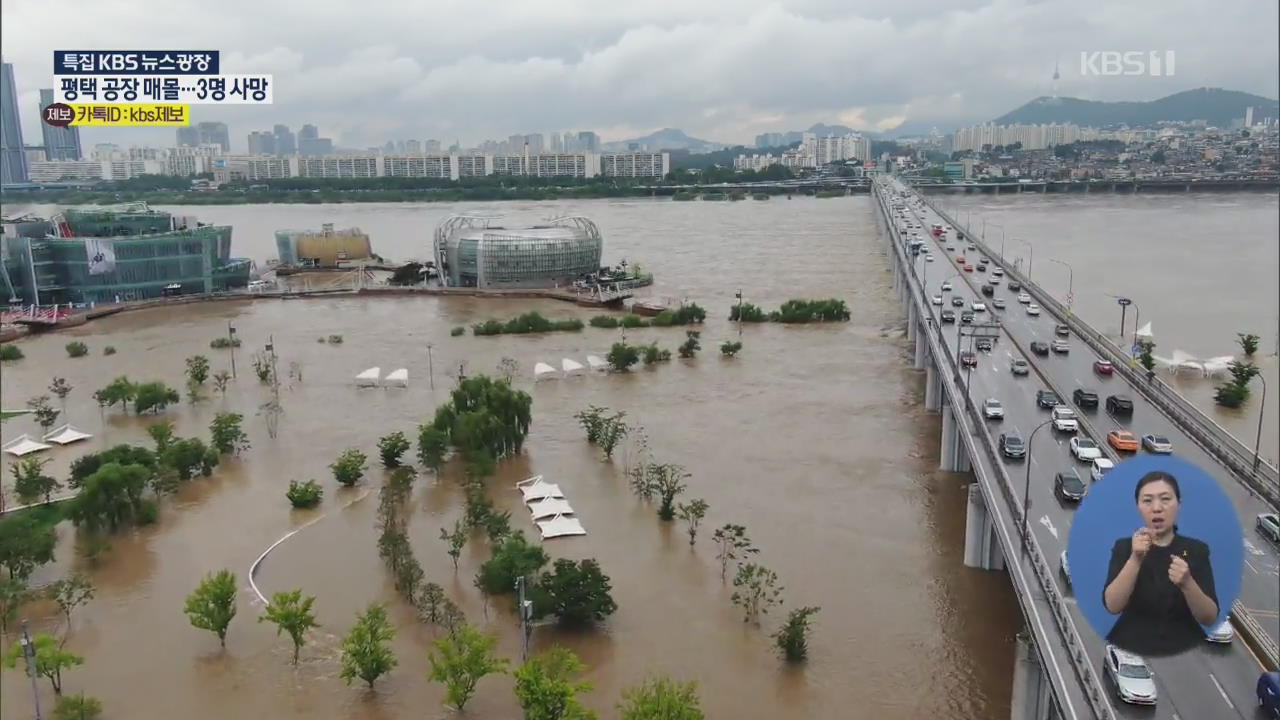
[
  {"x1": 926, "y1": 254, "x2": 935, "y2": 262},
  {"x1": 989, "y1": 275, "x2": 1001, "y2": 285},
  {"x1": 1026, "y1": 303, "x2": 1042, "y2": 316},
  {"x1": 1036, "y1": 390, "x2": 1061, "y2": 408},
  {"x1": 1072, "y1": 388, "x2": 1099, "y2": 409},
  {"x1": 981, "y1": 284, "x2": 994, "y2": 296},
  {"x1": 1104, "y1": 645, "x2": 1158, "y2": 705},
  {"x1": 1257, "y1": 513, "x2": 1280, "y2": 544},
  {"x1": 932, "y1": 294, "x2": 943, "y2": 305},
  {"x1": 1017, "y1": 292, "x2": 1032, "y2": 304},
  {"x1": 983, "y1": 398, "x2": 1004, "y2": 419},
  {"x1": 960, "y1": 351, "x2": 978, "y2": 368},
  {"x1": 972, "y1": 301, "x2": 987, "y2": 312},
  {"x1": 1055, "y1": 469, "x2": 1087, "y2": 502},
  {"x1": 1030, "y1": 341, "x2": 1050, "y2": 356},
  {"x1": 1070, "y1": 437, "x2": 1102, "y2": 461},
  {"x1": 1010, "y1": 358, "x2": 1030, "y2": 375},
  {"x1": 1106, "y1": 394, "x2": 1134, "y2": 416},
  {"x1": 1108, "y1": 429, "x2": 1140, "y2": 453},
  {"x1": 999, "y1": 432, "x2": 1026, "y2": 458},
  {"x1": 1141, "y1": 434, "x2": 1173, "y2": 454},
  {"x1": 951, "y1": 296, "x2": 965, "y2": 307},
  {"x1": 1051, "y1": 340, "x2": 1069, "y2": 354},
  {"x1": 992, "y1": 268, "x2": 1004, "y2": 277},
  {"x1": 940, "y1": 281, "x2": 953, "y2": 292},
  {"x1": 976, "y1": 338, "x2": 994, "y2": 352},
  {"x1": 1090, "y1": 458, "x2": 1115, "y2": 482},
  {"x1": 1059, "y1": 551, "x2": 1071, "y2": 587},
  {"x1": 1008, "y1": 281, "x2": 1022, "y2": 292},
  {"x1": 1093, "y1": 360, "x2": 1114, "y2": 375},
  {"x1": 1054, "y1": 324, "x2": 1070, "y2": 337},
  {"x1": 960, "y1": 312, "x2": 975, "y2": 324},
  {"x1": 992, "y1": 298, "x2": 1007, "y2": 309},
  {"x1": 941, "y1": 310, "x2": 956, "y2": 323},
  {"x1": 964, "y1": 264, "x2": 974, "y2": 272},
  {"x1": 1051, "y1": 407, "x2": 1079, "y2": 432}
]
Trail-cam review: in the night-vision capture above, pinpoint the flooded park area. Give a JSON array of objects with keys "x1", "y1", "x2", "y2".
[{"x1": 0, "y1": 197, "x2": 1023, "y2": 718}]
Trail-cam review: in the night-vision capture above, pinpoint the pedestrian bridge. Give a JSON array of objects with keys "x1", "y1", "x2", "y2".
[{"x1": 874, "y1": 176, "x2": 1279, "y2": 720}]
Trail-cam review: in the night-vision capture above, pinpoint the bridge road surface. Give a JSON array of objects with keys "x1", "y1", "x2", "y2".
[
  {"x1": 895, "y1": 181, "x2": 1280, "y2": 642},
  {"x1": 888, "y1": 187, "x2": 1275, "y2": 719}
]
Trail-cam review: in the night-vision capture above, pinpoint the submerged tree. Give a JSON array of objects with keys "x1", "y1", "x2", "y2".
[
  {"x1": 3, "y1": 633, "x2": 83, "y2": 694},
  {"x1": 47, "y1": 573, "x2": 95, "y2": 635},
  {"x1": 618, "y1": 676, "x2": 706, "y2": 720},
  {"x1": 731, "y1": 563, "x2": 784, "y2": 625},
  {"x1": 712, "y1": 524, "x2": 759, "y2": 581},
  {"x1": 676, "y1": 499, "x2": 709, "y2": 546},
  {"x1": 426, "y1": 623, "x2": 509, "y2": 711},
  {"x1": 772, "y1": 606, "x2": 821, "y2": 662},
  {"x1": 184, "y1": 569, "x2": 238, "y2": 648},
  {"x1": 259, "y1": 589, "x2": 318, "y2": 664},
  {"x1": 513, "y1": 646, "x2": 597, "y2": 720},
  {"x1": 340, "y1": 603, "x2": 398, "y2": 688}
]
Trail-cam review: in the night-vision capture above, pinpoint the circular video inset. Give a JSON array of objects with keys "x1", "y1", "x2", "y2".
[{"x1": 1066, "y1": 455, "x2": 1243, "y2": 658}]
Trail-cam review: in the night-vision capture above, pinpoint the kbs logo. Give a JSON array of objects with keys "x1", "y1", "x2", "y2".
[{"x1": 1079, "y1": 51, "x2": 1176, "y2": 77}]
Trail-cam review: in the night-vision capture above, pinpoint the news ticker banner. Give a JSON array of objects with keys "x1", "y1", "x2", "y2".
[{"x1": 44, "y1": 50, "x2": 271, "y2": 127}]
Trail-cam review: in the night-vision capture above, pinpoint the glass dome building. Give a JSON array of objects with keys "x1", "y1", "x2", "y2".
[{"x1": 432, "y1": 215, "x2": 603, "y2": 289}]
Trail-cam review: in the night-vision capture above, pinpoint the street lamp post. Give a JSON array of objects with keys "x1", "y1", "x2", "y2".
[
  {"x1": 21, "y1": 620, "x2": 42, "y2": 720},
  {"x1": 1254, "y1": 374, "x2": 1268, "y2": 472},
  {"x1": 985, "y1": 222, "x2": 1006, "y2": 260},
  {"x1": 1016, "y1": 238, "x2": 1034, "y2": 279},
  {"x1": 426, "y1": 342, "x2": 435, "y2": 390},
  {"x1": 735, "y1": 289, "x2": 743, "y2": 338},
  {"x1": 1022, "y1": 419, "x2": 1056, "y2": 566},
  {"x1": 1048, "y1": 258, "x2": 1074, "y2": 312}
]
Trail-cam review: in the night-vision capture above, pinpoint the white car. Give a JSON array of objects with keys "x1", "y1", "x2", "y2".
[
  {"x1": 992, "y1": 298, "x2": 1007, "y2": 309},
  {"x1": 1105, "y1": 645, "x2": 1157, "y2": 705},
  {"x1": 1060, "y1": 551, "x2": 1071, "y2": 587},
  {"x1": 1051, "y1": 407, "x2": 1079, "y2": 433},
  {"x1": 993, "y1": 268, "x2": 1004, "y2": 277},
  {"x1": 983, "y1": 398, "x2": 1004, "y2": 419},
  {"x1": 989, "y1": 275, "x2": 1001, "y2": 285},
  {"x1": 1090, "y1": 458, "x2": 1115, "y2": 482},
  {"x1": 1070, "y1": 436, "x2": 1102, "y2": 461},
  {"x1": 1017, "y1": 292, "x2": 1032, "y2": 304},
  {"x1": 941, "y1": 281, "x2": 953, "y2": 292},
  {"x1": 1207, "y1": 619, "x2": 1234, "y2": 644},
  {"x1": 932, "y1": 294, "x2": 943, "y2": 305},
  {"x1": 971, "y1": 301, "x2": 987, "y2": 312},
  {"x1": 926, "y1": 254, "x2": 935, "y2": 262},
  {"x1": 1026, "y1": 303, "x2": 1041, "y2": 316}
]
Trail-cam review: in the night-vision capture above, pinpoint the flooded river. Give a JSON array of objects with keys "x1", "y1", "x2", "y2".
[{"x1": 1, "y1": 197, "x2": 1022, "y2": 719}]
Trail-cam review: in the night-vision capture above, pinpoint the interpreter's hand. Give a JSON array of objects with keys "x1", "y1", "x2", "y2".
[
  {"x1": 1131, "y1": 528, "x2": 1152, "y2": 560},
  {"x1": 1169, "y1": 555, "x2": 1191, "y2": 587}
]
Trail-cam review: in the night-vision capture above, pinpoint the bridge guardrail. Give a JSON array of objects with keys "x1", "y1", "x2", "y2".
[
  {"x1": 923, "y1": 200, "x2": 1280, "y2": 510},
  {"x1": 877, "y1": 186, "x2": 1116, "y2": 720}
]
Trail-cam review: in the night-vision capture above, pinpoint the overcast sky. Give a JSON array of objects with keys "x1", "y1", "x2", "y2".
[{"x1": 3, "y1": 0, "x2": 1277, "y2": 152}]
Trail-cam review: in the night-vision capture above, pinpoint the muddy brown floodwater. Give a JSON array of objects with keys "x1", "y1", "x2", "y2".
[{"x1": 1, "y1": 197, "x2": 1021, "y2": 719}]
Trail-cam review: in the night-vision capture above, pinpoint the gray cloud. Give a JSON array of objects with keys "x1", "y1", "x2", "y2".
[{"x1": 2, "y1": 0, "x2": 1275, "y2": 151}]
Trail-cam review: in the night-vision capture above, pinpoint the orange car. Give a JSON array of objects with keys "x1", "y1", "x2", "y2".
[
  {"x1": 1108, "y1": 430, "x2": 1139, "y2": 452},
  {"x1": 964, "y1": 264, "x2": 974, "y2": 272}
]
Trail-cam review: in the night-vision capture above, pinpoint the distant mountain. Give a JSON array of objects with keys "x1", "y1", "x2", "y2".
[
  {"x1": 993, "y1": 88, "x2": 1278, "y2": 128},
  {"x1": 602, "y1": 128, "x2": 727, "y2": 153}
]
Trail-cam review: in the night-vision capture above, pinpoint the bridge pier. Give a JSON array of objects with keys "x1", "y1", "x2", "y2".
[
  {"x1": 1010, "y1": 631, "x2": 1060, "y2": 720},
  {"x1": 963, "y1": 483, "x2": 1005, "y2": 570},
  {"x1": 913, "y1": 324, "x2": 928, "y2": 369},
  {"x1": 906, "y1": 303, "x2": 918, "y2": 343},
  {"x1": 939, "y1": 405, "x2": 971, "y2": 471},
  {"x1": 925, "y1": 363, "x2": 941, "y2": 410}
]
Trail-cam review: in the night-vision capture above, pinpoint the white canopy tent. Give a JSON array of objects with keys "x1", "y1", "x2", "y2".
[
  {"x1": 527, "y1": 497, "x2": 575, "y2": 520},
  {"x1": 3, "y1": 434, "x2": 52, "y2": 457},
  {"x1": 516, "y1": 475, "x2": 565, "y2": 502},
  {"x1": 561, "y1": 358, "x2": 585, "y2": 376},
  {"x1": 533, "y1": 362, "x2": 558, "y2": 381},
  {"x1": 537, "y1": 513, "x2": 587, "y2": 539},
  {"x1": 586, "y1": 355, "x2": 608, "y2": 372},
  {"x1": 384, "y1": 368, "x2": 409, "y2": 387},
  {"x1": 42, "y1": 424, "x2": 93, "y2": 446},
  {"x1": 355, "y1": 367, "x2": 381, "y2": 387},
  {"x1": 1135, "y1": 322, "x2": 1153, "y2": 340}
]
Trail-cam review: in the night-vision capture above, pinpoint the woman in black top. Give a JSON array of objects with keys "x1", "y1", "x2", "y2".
[{"x1": 1102, "y1": 471, "x2": 1219, "y2": 656}]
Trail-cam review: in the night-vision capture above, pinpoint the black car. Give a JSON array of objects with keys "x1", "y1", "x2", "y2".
[
  {"x1": 1055, "y1": 324, "x2": 1070, "y2": 337},
  {"x1": 960, "y1": 351, "x2": 978, "y2": 367},
  {"x1": 1036, "y1": 390, "x2": 1061, "y2": 408},
  {"x1": 977, "y1": 264, "x2": 988, "y2": 272},
  {"x1": 1055, "y1": 470, "x2": 1087, "y2": 502},
  {"x1": 941, "y1": 309, "x2": 956, "y2": 323},
  {"x1": 1008, "y1": 281, "x2": 1022, "y2": 292},
  {"x1": 1072, "y1": 388, "x2": 1099, "y2": 409},
  {"x1": 960, "y1": 311, "x2": 975, "y2": 324},
  {"x1": 976, "y1": 338, "x2": 994, "y2": 352},
  {"x1": 951, "y1": 296, "x2": 966, "y2": 307},
  {"x1": 1030, "y1": 341, "x2": 1051, "y2": 356},
  {"x1": 1000, "y1": 432, "x2": 1026, "y2": 458},
  {"x1": 1106, "y1": 395, "x2": 1134, "y2": 416},
  {"x1": 981, "y1": 284, "x2": 994, "y2": 297}
]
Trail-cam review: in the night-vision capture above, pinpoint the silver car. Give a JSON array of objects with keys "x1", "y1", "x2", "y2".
[
  {"x1": 1207, "y1": 619, "x2": 1234, "y2": 644},
  {"x1": 1258, "y1": 513, "x2": 1280, "y2": 543},
  {"x1": 983, "y1": 398, "x2": 1004, "y2": 419},
  {"x1": 1104, "y1": 645, "x2": 1157, "y2": 705},
  {"x1": 1060, "y1": 551, "x2": 1071, "y2": 587},
  {"x1": 1141, "y1": 434, "x2": 1173, "y2": 454}
]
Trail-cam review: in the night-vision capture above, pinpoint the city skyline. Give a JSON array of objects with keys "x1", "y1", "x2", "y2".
[{"x1": 1, "y1": 0, "x2": 1276, "y2": 152}]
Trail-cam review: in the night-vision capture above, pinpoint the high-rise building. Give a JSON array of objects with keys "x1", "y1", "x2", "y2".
[
  {"x1": 1245, "y1": 106, "x2": 1254, "y2": 127},
  {"x1": 195, "y1": 122, "x2": 229, "y2": 152},
  {"x1": 176, "y1": 126, "x2": 200, "y2": 146},
  {"x1": 1, "y1": 61, "x2": 29, "y2": 183},
  {"x1": 383, "y1": 141, "x2": 396, "y2": 154},
  {"x1": 406, "y1": 139, "x2": 421, "y2": 154},
  {"x1": 549, "y1": 132, "x2": 562, "y2": 152},
  {"x1": 248, "y1": 131, "x2": 276, "y2": 155},
  {"x1": 39, "y1": 89, "x2": 82, "y2": 161},
  {"x1": 425, "y1": 139, "x2": 441, "y2": 152},
  {"x1": 273, "y1": 124, "x2": 295, "y2": 155},
  {"x1": 523, "y1": 134, "x2": 544, "y2": 153},
  {"x1": 577, "y1": 131, "x2": 599, "y2": 152},
  {"x1": 299, "y1": 124, "x2": 319, "y2": 142}
]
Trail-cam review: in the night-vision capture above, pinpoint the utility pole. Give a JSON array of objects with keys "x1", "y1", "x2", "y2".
[
  {"x1": 228, "y1": 321, "x2": 237, "y2": 378},
  {"x1": 735, "y1": 289, "x2": 743, "y2": 338},
  {"x1": 427, "y1": 343, "x2": 435, "y2": 390},
  {"x1": 21, "y1": 620, "x2": 43, "y2": 720},
  {"x1": 515, "y1": 576, "x2": 533, "y2": 662}
]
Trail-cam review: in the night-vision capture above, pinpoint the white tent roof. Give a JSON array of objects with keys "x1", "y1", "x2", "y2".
[
  {"x1": 537, "y1": 513, "x2": 586, "y2": 539},
  {"x1": 385, "y1": 368, "x2": 408, "y2": 387},
  {"x1": 534, "y1": 362, "x2": 558, "y2": 380},
  {"x1": 528, "y1": 497, "x2": 575, "y2": 520},
  {"x1": 1135, "y1": 322, "x2": 1153, "y2": 339},
  {"x1": 355, "y1": 367, "x2": 381, "y2": 386},
  {"x1": 3, "y1": 434, "x2": 52, "y2": 457},
  {"x1": 516, "y1": 475, "x2": 566, "y2": 502},
  {"x1": 42, "y1": 423, "x2": 93, "y2": 445},
  {"x1": 586, "y1": 355, "x2": 608, "y2": 371},
  {"x1": 561, "y1": 358, "x2": 585, "y2": 374}
]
